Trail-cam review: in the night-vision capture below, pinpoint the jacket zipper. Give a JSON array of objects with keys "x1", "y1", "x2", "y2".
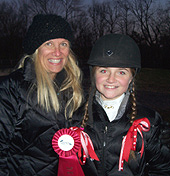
[{"x1": 102, "y1": 125, "x2": 108, "y2": 175}]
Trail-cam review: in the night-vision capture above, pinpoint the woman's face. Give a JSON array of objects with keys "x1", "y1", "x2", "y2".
[
  {"x1": 95, "y1": 67, "x2": 133, "y2": 100},
  {"x1": 38, "y1": 38, "x2": 70, "y2": 79}
]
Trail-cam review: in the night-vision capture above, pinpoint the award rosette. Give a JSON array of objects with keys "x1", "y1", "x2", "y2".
[{"x1": 52, "y1": 128, "x2": 85, "y2": 176}]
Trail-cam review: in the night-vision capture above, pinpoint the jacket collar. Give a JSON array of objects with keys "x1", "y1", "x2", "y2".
[
  {"x1": 87, "y1": 90, "x2": 131, "y2": 127},
  {"x1": 23, "y1": 57, "x2": 36, "y2": 82}
]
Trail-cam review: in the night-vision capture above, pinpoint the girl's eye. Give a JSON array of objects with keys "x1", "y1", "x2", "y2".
[
  {"x1": 119, "y1": 71, "x2": 125, "y2": 75},
  {"x1": 101, "y1": 70, "x2": 107, "y2": 73}
]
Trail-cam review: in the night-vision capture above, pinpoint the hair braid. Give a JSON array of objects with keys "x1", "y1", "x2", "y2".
[
  {"x1": 129, "y1": 78, "x2": 138, "y2": 160},
  {"x1": 130, "y1": 80, "x2": 137, "y2": 125},
  {"x1": 81, "y1": 101, "x2": 89, "y2": 128},
  {"x1": 81, "y1": 83, "x2": 96, "y2": 128}
]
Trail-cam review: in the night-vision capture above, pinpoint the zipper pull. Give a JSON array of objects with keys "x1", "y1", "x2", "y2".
[
  {"x1": 104, "y1": 125, "x2": 108, "y2": 133},
  {"x1": 103, "y1": 125, "x2": 107, "y2": 147}
]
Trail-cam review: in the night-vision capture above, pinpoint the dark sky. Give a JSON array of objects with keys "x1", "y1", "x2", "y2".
[
  {"x1": 84, "y1": 0, "x2": 168, "y2": 6},
  {"x1": 1, "y1": 0, "x2": 168, "y2": 8}
]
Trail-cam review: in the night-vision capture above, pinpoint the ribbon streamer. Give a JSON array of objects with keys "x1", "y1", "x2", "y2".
[
  {"x1": 119, "y1": 118, "x2": 150, "y2": 171},
  {"x1": 70, "y1": 127, "x2": 99, "y2": 165}
]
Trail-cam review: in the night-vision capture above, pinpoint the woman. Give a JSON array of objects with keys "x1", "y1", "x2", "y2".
[
  {"x1": 0, "y1": 14, "x2": 83, "y2": 175},
  {"x1": 75, "y1": 34, "x2": 170, "y2": 175}
]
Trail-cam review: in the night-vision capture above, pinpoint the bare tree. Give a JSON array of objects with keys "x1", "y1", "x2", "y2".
[
  {"x1": 103, "y1": 1, "x2": 120, "y2": 34},
  {"x1": 0, "y1": 2, "x2": 24, "y2": 67},
  {"x1": 1, "y1": 0, "x2": 170, "y2": 69},
  {"x1": 20, "y1": 0, "x2": 61, "y2": 16},
  {"x1": 115, "y1": 0, "x2": 136, "y2": 35},
  {"x1": 128, "y1": 0, "x2": 159, "y2": 46},
  {"x1": 88, "y1": 1, "x2": 118, "y2": 41},
  {"x1": 57, "y1": 0, "x2": 83, "y2": 19},
  {"x1": 125, "y1": 0, "x2": 170, "y2": 67}
]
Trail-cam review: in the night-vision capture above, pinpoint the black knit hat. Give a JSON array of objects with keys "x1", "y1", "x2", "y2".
[
  {"x1": 88, "y1": 34, "x2": 141, "y2": 71},
  {"x1": 23, "y1": 14, "x2": 74, "y2": 55}
]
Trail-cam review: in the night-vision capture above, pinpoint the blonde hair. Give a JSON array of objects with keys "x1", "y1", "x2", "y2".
[{"x1": 19, "y1": 49, "x2": 83, "y2": 118}]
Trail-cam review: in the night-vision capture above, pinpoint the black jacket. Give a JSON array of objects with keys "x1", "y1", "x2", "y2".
[
  {"x1": 0, "y1": 59, "x2": 70, "y2": 176},
  {"x1": 73, "y1": 97, "x2": 170, "y2": 176}
]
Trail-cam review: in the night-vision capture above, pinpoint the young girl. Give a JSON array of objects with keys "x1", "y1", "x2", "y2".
[{"x1": 77, "y1": 34, "x2": 170, "y2": 175}]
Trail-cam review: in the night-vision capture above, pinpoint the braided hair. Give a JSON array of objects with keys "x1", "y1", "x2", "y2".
[
  {"x1": 81, "y1": 101, "x2": 89, "y2": 128},
  {"x1": 129, "y1": 69, "x2": 137, "y2": 126}
]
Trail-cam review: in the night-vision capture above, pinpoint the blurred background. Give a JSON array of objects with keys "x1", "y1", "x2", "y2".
[{"x1": 0, "y1": 0, "x2": 170, "y2": 121}]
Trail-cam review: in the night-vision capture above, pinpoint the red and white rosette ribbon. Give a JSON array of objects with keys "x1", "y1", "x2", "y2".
[
  {"x1": 70, "y1": 127, "x2": 99, "y2": 165},
  {"x1": 52, "y1": 128, "x2": 85, "y2": 176},
  {"x1": 119, "y1": 118, "x2": 150, "y2": 171}
]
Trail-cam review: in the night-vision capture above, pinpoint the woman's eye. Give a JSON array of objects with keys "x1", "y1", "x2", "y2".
[
  {"x1": 61, "y1": 42, "x2": 68, "y2": 47},
  {"x1": 45, "y1": 42, "x2": 53, "y2": 46}
]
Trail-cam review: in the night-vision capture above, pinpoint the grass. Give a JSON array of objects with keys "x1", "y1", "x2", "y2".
[
  {"x1": 134, "y1": 68, "x2": 170, "y2": 122},
  {"x1": 135, "y1": 68, "x2": 170, "y2": 93}
]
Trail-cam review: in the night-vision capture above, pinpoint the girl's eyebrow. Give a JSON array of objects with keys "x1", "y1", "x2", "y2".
[
  {"x1": 97, "y1": 67, "x2": 107, "y2": 70},
  {"x1": 118, "y1": 68, "x2": 130, "y2": 71},
  {"x1": 98, "y1": 67, "x2": 130, "y2": 72}
]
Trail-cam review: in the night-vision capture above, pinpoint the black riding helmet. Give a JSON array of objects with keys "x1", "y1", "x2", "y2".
[{"x1": 88, "y1": 33, "x2": 141, "y2": 72}]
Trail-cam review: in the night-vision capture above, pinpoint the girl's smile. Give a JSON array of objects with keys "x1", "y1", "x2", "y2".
[{"x1": 95, "y1": 67, "x2": 133, "y2": 100}]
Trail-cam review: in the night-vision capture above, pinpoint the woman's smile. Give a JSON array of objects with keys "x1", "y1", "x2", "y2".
[
  {"x1": 38, "y1": 38, "x2": 70, "y2": 79},
  {"x1": 48, "y1": 58, "x2": 62, "y2": 64}
]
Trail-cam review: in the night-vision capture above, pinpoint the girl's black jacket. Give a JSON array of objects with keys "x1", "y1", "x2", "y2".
[
  {"x1": 0, "y1": 59, "x2": 70, "y2": 176},
  {"x1": 72, "y1": 97, "x2": 170, "y2": 176}
]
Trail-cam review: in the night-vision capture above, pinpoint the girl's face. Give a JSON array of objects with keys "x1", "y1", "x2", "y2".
[
  {"x1": 38, "y1": 38, "x2": 70, "y2": 79},
  {"x1": 95, "y1": 67, "x2": 133, "y2": 100}
]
